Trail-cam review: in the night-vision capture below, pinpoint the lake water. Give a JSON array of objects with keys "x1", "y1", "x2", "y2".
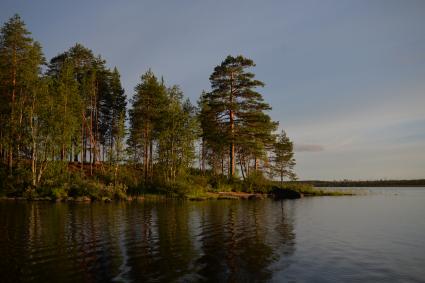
[{"x1": 1, "y1": 187, "x2": 424, "y2": 282}]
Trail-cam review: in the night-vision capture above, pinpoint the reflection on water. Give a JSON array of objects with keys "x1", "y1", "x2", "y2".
[
  {"x1": 2, "y1": 188, "x2": 425, "y2": 282},
  {"x1": 0, "y1": 200, "x2": 295, "y2": 283}
]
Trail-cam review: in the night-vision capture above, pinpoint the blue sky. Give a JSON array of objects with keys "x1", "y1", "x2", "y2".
[{"x1": 1, "y1": 0, "x2": 424, "y2": 180}]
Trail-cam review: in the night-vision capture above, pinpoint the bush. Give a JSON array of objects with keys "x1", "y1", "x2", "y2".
[
  {"x1": 208, "y1": 174, "x2": 230, "y2": 191},
  {"x1": 243, "y1": 172, "x2": 272, "y2": 193},
  {"x1": 67, "y1": 179, "x2": 125, "y2": 200},
  {"x1": 41, "y1": 161, "x2": 70, "y2": 186},
  {"x1": 51, "y1": 186, "x2": 69, "y2": 199},
  {"x1": 22, "y1": 186, "x2": 37, "y2": 199},
  {"x1": 279, "y1": 183, "x2": 315, "y2": 193},
  {"x1": 0, "y1": 166, "x2": 32, "y2": 196},
  {"x1": 276, "y1": 182, "x2": 351, "y2": 196},
  {"x1": 155, "y1": 175, "x2": 207, "y2": 197},
  {"x1": 104, "y1": 183, "x2": 128, "y2": 200}
]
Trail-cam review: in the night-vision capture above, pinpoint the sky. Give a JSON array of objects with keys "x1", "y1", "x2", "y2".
[{"x1": 1, "y1": 0, "x2": 424, "y2": 180}]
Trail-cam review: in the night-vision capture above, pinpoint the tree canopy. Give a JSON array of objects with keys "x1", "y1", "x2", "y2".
[
  {"x1": 200, "y1": 55, "x2": 278, "y2": 179},
  {"x1": 0, "y1": 14, "x2": 297, "y2": 198}
]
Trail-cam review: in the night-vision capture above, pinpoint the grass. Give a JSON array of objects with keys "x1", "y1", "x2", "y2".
[{"x1": 277, "y1": 183, "x2": 355, "y2": 196}]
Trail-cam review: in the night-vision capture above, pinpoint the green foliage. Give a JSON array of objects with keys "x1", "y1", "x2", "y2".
[
  {"x1": 207, "y1": 174, "x2": 231, "y2": 191},
  {"x1": 276, "y1": 183, "x2": 351, "y2": 196},
  {"x1": 104, "y1": 183, "x2": 128, "y2": 200},
  {"x1": 0, "y1": 14, "x2": 306, "y2": 201},
  {"x1": 22, "y1": 186, "x2": 37, "y2": 199},
  {"x1": 41, "y1": 162, "x2": 69, "y2": 186},
  {"x1": 0, "y1": 14, "x2": 46, "y2": 179},
  {"x1": 0, "y1": 166, "x2": 31, "y2": 196},
  {"x1": 128, "y1": 69, "x2": 168, "y2": 184},
  {"x1": 67, "y1": 179, "x2": 128, "y2": 200},
  {"x1": 200, "y1": 55, "x2": 277, "y2": 178},
  {"x1": 51, "y1": 58, "x2": 82, "y2": 163},
  {"x1": 277, "y1": 183, "x2": 314, "y2": 193},
  {"x1": 152, "y1": 174, "x2": 207, "y2": 198},
  {"x1": 100, "y1": 67, "x2": 127, "y2": 163},
  {"x1": 243, "y1": 172, "x2": 272, "y2": 193},
  {"x1": 51, "y1": 186, "x2": 68, "y2": 199},
  {"x1": 269, "y1": 131, "x2": 296, "y2": 183},
  {"x1": 128, "y1": 70, "x2": 199, "y2": 187},
  {"x1": 157, "y1": 86, "x2": 199, "y2": 182}
]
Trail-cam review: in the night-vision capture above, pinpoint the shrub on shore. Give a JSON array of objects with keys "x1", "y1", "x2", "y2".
[
  {"x1": 0, "y1": 163, "x2": 354, "y2": 200},
  {"x1": 275, "y1": 183, "x2": 352, "y2": 196}
]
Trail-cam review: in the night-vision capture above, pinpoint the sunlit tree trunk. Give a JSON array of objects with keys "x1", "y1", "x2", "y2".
[
  {"x1": 228, "y1": 71, "x2": 235, "y2": 177},
  {"x1": 8, "y1": 44, "x2": 17, "y2": 176}
]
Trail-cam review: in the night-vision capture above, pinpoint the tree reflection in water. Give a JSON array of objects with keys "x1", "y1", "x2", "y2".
[
  {"x1": 0, "y1": 200, "x2": 296, "y2": 283},
  {"x1": 195, "y1": 200, "x2": 296, "y2": 282}
]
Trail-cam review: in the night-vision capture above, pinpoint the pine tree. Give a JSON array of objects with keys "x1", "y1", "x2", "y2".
[
  {"x1": 128, "y1": 69, "x2": 167, "y2": 182},
  {"x1": 48, "y1": 43, "x2": 119, "y2": 165},
  {"x1": 271, "y1": 131, "x2": 297, "y2": 184},
  {"x1": 112, "y1": 113, "x2": 126, "y2": 186},
  {"x1": 0, "y1": 14, "x2": 45, "y2": 175},
  {"x1": 100, "y1": 67, "x2": 126, "y2": 163},
  {"x1": 55, "y1": 58, "x2": 81, "y2": 161},
  {"x1": 157, "y1": 86, "x2": 199, "y2": 182},
  {"x1": 28, "y1": 76, "x2": 53, "y2": 186},
  {"x1": 198, "y1": 90, "x2": 227, "y2": 175},
  {"x1": 203, "y1": 55, "x2": 276, "y2": 178}
]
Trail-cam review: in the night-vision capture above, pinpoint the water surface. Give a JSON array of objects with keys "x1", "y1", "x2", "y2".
[{"x1": 0, "y1": 187, "x2": 424, "y2": 282}]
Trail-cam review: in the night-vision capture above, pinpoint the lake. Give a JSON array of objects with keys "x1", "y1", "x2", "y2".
[{"x1": 1, "y1": 187, "x2": 424, "y2": 282}]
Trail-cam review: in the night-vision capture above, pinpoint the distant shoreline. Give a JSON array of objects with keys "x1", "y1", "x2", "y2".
[{"x1": 294, "y1": 179, "x2": 425, "y2": 187}]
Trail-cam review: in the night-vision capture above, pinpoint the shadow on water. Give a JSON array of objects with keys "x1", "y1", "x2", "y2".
[{"x1": 0, "y1": 200, "x2": 297, "y2": 283}]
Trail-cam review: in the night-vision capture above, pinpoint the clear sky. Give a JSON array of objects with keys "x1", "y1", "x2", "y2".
[{"x1": 1, "y1": 0, "x2": 424, "y2": 180}]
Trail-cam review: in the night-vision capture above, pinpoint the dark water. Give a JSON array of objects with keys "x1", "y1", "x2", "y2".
[{"x1": 1, "y1": 188, "x2": 424, "y2": 283}]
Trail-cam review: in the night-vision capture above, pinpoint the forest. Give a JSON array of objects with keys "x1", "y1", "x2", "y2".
[{"x1": 0, "y1": 14, "x2": 297, "y2": 200}]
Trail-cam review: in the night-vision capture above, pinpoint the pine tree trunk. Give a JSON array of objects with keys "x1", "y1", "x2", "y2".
[
  {"x1": 90, "y1": 95, "x2": 93, "y2": 176},
  {"x1": 0, "y1": 130, "x2": 3, "y2": 161},
  {"x1": 201, "y1": 139, "x2": 205, "y2": 174},
  {"x1": 239, "y1": 157, "x2": 245, "y2": 180},
  {"x1": 8, "y1": 147, "x2": 13, "y2": 176},
  {"x1": 62, "y1": 89, "x2": 67, "y2": 162},
  {"x1": 30, "y1": 102, "x2": 36, "y2": 187},
  {"x1": 83, "y1": 130, "x2": 87, "y2": 163},
  {"x1": 73, "y1": 140, "x2": 78, "y2": 162},
  {"x1": 61, "y1": 145, "x2": 65, "y2": 161},
  {"x1": 228, "y1": 71, "x2": 235, "y2": 177},
  {"x1": 149, "y1": 141, "x2": 153, "y2": 181},
  {"x1": 81, "y1": 114, "x2": 84, "y2": 171},
  {"x1": 16, "y1": 94, "x2": 25, "y2": 168},
  {"x1": 70, "y1": 140, "x2": 74, "y2": 162},
  {"x1": 229, "y1": 138, "x2": 235, "y2": 177},
  {"x1": 31, "y1": 145, "x2": 36, "y2": 187},
  {"x1": 94, "y1": 81, "x2": 98, "y2": 165},
  {"x1": 8, "y1": 45, "x2": 17, "y2": 176},
  {"x1": 144, "y1": 125, "x2": 148, "y2": 183},
  {"x1": 110, "y1": 134, "x2": 113, "y2": 165}
]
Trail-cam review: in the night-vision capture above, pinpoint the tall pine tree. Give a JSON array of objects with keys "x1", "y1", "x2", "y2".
[
  {"x1": 270, "y1": 131, "x2": 296, "y2": 184},
  {"x1": 0, "y1": 14, "x2": 45, "y2": 175},
  {"x1": 128, "y1": 69, "x2": 167, "y2": 182},
  {"x1": 202, "y1": 55, "x2": 277, "y2": 178}
]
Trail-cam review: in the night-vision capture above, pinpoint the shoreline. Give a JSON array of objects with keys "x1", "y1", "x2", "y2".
[{"x1": 0, "y1": 187, "x2": 355, "y2": 203}]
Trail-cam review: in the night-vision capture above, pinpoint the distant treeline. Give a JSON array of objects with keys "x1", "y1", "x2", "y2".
[{"x1": 294, "y1": 179, "x2": 425, "y2": 187}]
